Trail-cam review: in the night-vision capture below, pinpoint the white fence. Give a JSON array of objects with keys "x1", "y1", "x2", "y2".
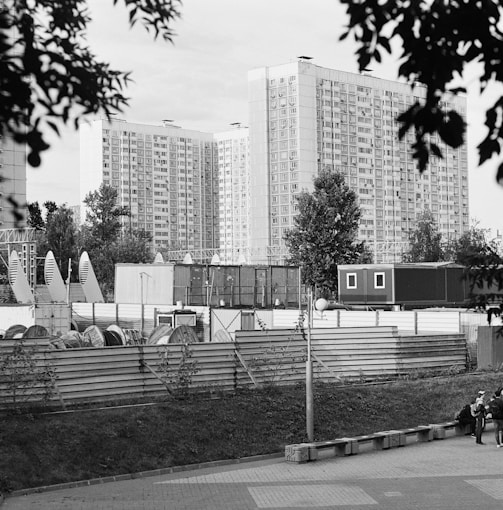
[
  {"x1": 0, "y1": 303, "x2": 71, "y2": 335},
  {"x1": 71, "y1": 303, "x2": 489, "y2": 346}
]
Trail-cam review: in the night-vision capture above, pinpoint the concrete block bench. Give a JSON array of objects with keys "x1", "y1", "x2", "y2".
[
  {"x1": 429, "y1": 420, "x2": 471, "y2": 439},
  {"x1": 285, "y1": 424, "x2": 437, "y2": 463}
]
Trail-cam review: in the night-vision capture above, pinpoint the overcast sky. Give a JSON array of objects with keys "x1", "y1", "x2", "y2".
[{"x1": 27, "y1": 0, "x2": 503, "y2": 234}]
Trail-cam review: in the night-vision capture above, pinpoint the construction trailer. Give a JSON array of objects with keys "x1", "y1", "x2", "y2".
[
  {"x1": 114, "y1": 263, "x2": 302, "y2": 309},
  {"x1": 337, "y1": 262, "x2": 470, "y2": 310}
]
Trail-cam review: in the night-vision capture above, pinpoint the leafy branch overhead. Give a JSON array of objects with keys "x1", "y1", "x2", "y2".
[
  {"x1": 0, "y1": 0, "x2": 182, "y2": 167},
  {"x1": 340, "y1": 0, "x2": 503, "y2": 178}
]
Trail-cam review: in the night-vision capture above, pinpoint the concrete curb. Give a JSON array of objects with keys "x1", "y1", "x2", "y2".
[{"x1": 3, "y1": 451, "x2": 284, "y2": 500}]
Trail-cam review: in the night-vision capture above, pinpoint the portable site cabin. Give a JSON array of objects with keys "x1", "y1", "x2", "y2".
[
  {"x1": 337, "y1": 262, "x2": 470, "y2": 309},
  {"x1": 114, "y1": 263, "x2": 301, "y2": 308}
]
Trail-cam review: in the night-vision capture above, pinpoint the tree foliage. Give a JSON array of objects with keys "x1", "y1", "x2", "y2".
[
  {"x1": 83, "y1": 184, "x2": 129, "y2": 244},
  {"x1": 45, "y1": 205, "x2": 77, "y2": 280},
  {"x1": 80, "y1": 184, "x2": 152, "y2": 299},
  {"x1": 284, "y1": 169, "x2": 371, "y2": 296},
  {"x1": 26, "y1": 202, "x2": 45, "y2": 231},
  {"x1": 445, "y1": 224, "x2": 495, "y2": 266},
  {"x1": 402, "y1": 210, "x2": 445, "y2": 262},
  {"x1": 340, "y1": 0, "x2": 503, "y2": 179},
  {"x1": 1, "y1": 0, "x2": 181, "y2": 167}
]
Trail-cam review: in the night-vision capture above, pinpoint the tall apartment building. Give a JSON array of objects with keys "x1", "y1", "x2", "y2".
[
  {"x1": 248, "y1": 61, "x2": 469, "y2": 263},
  {"x1": 0, "y1": 133, "x2": 27, "y2": 229},
  {"x1": 79, "y1": 119, "x2": 219, "y2": 254},
  {"x1": 215, "y1": 125, "x2": 250, "y2": 263}
]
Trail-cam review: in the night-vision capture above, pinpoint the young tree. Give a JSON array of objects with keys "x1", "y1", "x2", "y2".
[
  {"x1": 43, "y1": 201, "x2": 58, "y2": 224},
  {"x1": 284, "y1": 169, "x2": 371, "y2": 296},
  {"x1": 45, "y1": 206, "x2": 77, "y2": 280},
  {"x1": 1, "y1": 0, "x2": 181, "y2": 167},
  {"x1": 83, "y1": 184, "x2": 129, "y2": 245},
  {"x1": 403, "y1": 210, "x2": 445, "y2": 263},
  {"x1": 80, "y1": 185, "x2": 153, "y2": 298},
  {"x1": 340, "y1": 1, "x2": 503, "y2": 180},
  {"x1": 26, "y1": 202, "x2": 45, "y2": 231}
]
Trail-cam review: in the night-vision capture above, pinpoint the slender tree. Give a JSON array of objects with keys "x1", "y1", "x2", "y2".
[
  {"x1": 83, "y1": 184, "x2": 129, "y2": 245},
  {"x1": 284, "y1": 169, "x2": 371, "y2": 297},
  {"x1": 26, "y1": 202, "x2": 45, "y2": 231},
  {"x1": 45, "y1": 206, "x2": 77, "y2": 280},
  {"x1": 80, "y1": 185, "x2": 153, "y2": 299}
]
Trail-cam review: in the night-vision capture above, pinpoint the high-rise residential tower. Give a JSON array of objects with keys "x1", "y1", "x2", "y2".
[
  {"x1": 248, "y1": 60, "x2": 469, "y2": 263},
  {"x1": 79, "y1": 119, "x2": 219, "y2": 254},
  {"x1": 215, "y1": 125, "x2": 250, "y2": 263}
]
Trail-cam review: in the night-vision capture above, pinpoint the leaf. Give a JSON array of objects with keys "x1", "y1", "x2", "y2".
[
  {"x1": 438, "y1": 110, "x2": 465, "y2": 148},
  {"x1": 478, "y1": 138, "x2": 500, "y2": 165},
  {"x1": 430, "y1": 142, "x2": 443, "y2": 159},
  {"x1": 496, "y1": 162, "x2": 503, "y2": 185}
]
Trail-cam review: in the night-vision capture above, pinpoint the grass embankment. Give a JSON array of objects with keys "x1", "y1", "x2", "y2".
[{"x1": 2, "y1": 372, "x2": 503, "y2": 493}]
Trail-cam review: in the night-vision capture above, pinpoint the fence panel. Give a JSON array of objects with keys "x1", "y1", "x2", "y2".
[
  {"x1": 416, "y1": 312, "x2": 461, "y2": 333},
  {"x1": 339, "y1": 311, "x2": 378, "y2": 327},
  {"x1": 378, "y1": 311, "x2": 416, "y2": 331},
  {"x1": 312, "y1": 310, "x2": 339, "y2": 328},
  {"x1": 0, "y1": 327, "x2": 468, "y2": 409},
  {"x1": 272, "y1": 310, "x2": 304, "y2": 329}
]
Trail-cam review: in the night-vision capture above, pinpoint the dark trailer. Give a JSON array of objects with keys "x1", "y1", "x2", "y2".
[{"x1": 337, "y1": 262, "x2": 470, "y2": 310}]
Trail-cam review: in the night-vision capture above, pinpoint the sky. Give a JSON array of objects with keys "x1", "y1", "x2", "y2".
[{"x1": 27, "y1": 0, "x2": 503, "y2": 235}]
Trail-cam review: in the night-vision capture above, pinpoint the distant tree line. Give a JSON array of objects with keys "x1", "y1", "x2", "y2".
[{"x1": 403, "y1": 211, "x2": 500, "y2": 266}]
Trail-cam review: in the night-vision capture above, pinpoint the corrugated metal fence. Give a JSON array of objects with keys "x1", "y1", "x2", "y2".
[{"x1": 0, "y1": 326, "x2": 467, "y2": 409}]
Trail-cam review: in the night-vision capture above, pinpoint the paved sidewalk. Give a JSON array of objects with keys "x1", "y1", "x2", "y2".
[{"x1": 4, "y1": 426, "x2": 503, "y2": 509}]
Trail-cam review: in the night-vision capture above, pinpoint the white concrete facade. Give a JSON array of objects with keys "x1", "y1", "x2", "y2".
[
  {"x1": 248, "y1": 61, "x2": 469, "y2": 263},
  {"x1": 79, "y1": 119, "x2": 219, "y2": 255},
  {"x1": 214, "y1": 126, "x2": 250, "y2": 264}
]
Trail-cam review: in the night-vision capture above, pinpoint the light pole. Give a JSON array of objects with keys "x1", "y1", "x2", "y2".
[
  {"x1": 306, "y1": 293, "x2": 329, "y2": 442},
  {"x1": 306, "y1": 286, "x2": 314, "y2": 441}
]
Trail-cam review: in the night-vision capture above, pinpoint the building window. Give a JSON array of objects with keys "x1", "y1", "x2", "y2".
[
  {"x1": 374, "y1": 272, "x2": 385, "y2": 289},
  {"x1": 347, "y1": 273, "x2": 357, "y2": 289}
]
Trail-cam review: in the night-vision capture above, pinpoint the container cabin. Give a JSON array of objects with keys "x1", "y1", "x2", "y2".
[{"x1": 337, "y1": 262, "x2": 470, "y2": 309}]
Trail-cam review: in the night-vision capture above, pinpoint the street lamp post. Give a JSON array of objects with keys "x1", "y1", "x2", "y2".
[
  {"x1": 306, "y1": 292, "x2": 329, "y2": 442},
  {"x1": 306, "y1": 286, "x2": 314, "y2": 441}
]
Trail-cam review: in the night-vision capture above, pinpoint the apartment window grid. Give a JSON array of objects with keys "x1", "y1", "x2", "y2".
[
  {"x1": 268, "y1": 76, "x2": 300, "y2": 233},
  {"x1": 98, "y1": 124, "x2": 219, "y2": 252},
  {"x1": 304, "y1": 75, "x2": 468, "y2": 254}
]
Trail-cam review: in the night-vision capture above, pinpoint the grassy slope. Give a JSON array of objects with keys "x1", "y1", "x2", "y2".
[{"x1": 1, "y1": 372, "x2": 502, "y2": 492}]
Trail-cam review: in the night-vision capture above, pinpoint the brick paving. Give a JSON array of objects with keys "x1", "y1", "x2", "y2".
[{"x1": 4, "y1": 426, "x2": 503, "y2": 509}]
